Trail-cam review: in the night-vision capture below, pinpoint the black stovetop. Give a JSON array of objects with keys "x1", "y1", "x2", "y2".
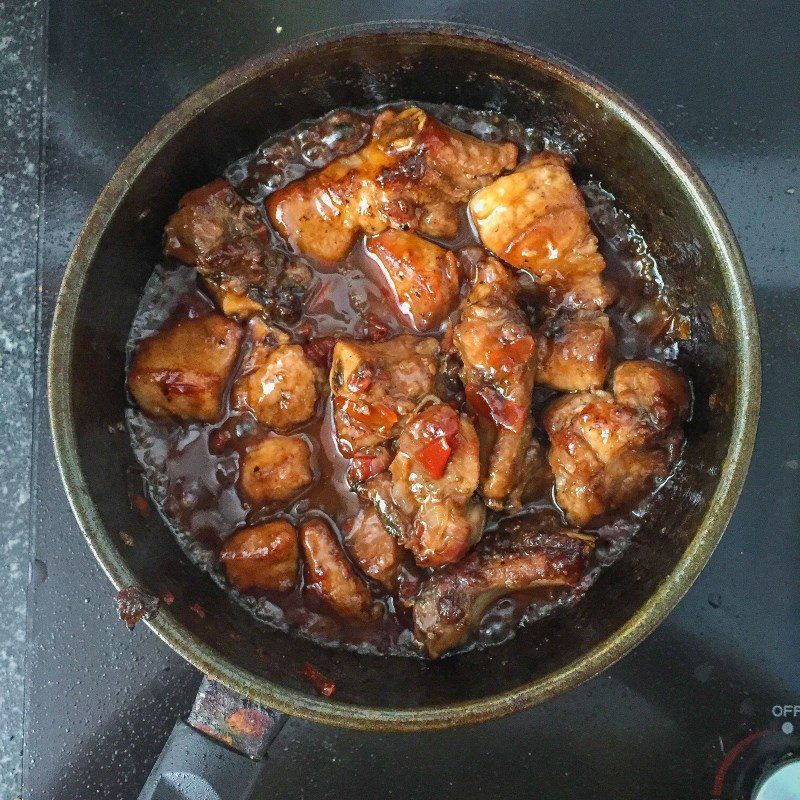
[{"x1": 26, "y1": 2, "x2": 799, "y2": 798}]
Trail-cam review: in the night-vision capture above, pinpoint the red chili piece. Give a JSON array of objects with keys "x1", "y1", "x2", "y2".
[
  {"x1": 364, "y1": 313, "x2": 390, "y2": 342},
  {"x1": 346, "y1": 365, "x2": 373, "y2": 394},
  {"x1": 416, "y1": 436, "x2": 453, "y2": 479},
  {"x1": 465, "y1": 385, "x2": 526, "y2": 433},
  {"x1": 347, "y1": 452, "x2": 387, "y2": 483},
  {"x1": 299, "y1": 662, "x2": 336, "y2": 697},
  {"x1": 487, "y1": 336, "x2": 534, "y2": 371},
  {"x1": 335, "y1": 397, "x2": 398, "y2": 432}
]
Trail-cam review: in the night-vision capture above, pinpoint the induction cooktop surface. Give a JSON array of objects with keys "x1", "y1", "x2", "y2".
[{"x1": 25, "y1": 2, "x2": 799, "y2": 798}]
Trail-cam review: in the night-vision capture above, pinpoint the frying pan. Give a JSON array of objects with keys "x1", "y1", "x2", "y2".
[{"x1": 48, "y1": 21, "x2": 760, "y2": 798}]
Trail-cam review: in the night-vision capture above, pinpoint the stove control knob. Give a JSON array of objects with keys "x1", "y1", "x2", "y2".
[{"x1": 752, "y1": 758, "x2": 800, "y2": 800}]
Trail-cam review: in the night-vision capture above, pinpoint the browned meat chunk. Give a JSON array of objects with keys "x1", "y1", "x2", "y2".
[
  {"x1": 164, "y1": 179, "x2": 261, "y2": 264},
  {"x1": 506, "y1": 435, "x2": 554, "y2": 508},
  {"x1": 364, "y1": 230, "x2": 461, "y2": 332},
  {"x1": 413, "y1": 513, "x2": 594, "y2": 658},
  {"x1": 198, "y1": 241, "x2": 313, "y2": 325},
  {"x1": 453, "y1": 257, "x2": 537, "y2": 509},
  {"x1": 238, "y1": 435, "x2": 313, "y2": 506},
  {"x1": 204, "y1": 282, "x2": 264, "y2": 319},
  {"x1": 469, "y1": 151, "x2": 614, "y2": 310},
  {"x1": 300, "y1": 517, "x2": 381, "y2": 622},
  {"x1": 128, "y1": 313, "x2": 242, "y2": 423},
  {"x1": 612, "y1": 359, "x2": 690, "y2": 430},
  {"x1": 342, "y1": 506, "x2": 405, "y2": 590},
  {"x1": 330, "y1": 335, "x2": 439, "y2": 456},
  {"x1": 543, "y1": 360, "x2": 688, "y2": 526},
  {"x1": 361, "y1": 403, "x2": 485, "y2": 568},
  {"x1": 163, "y1": 178, "x2": 311, "y2": 323},
  {"x1": 536, "y1": 311, "x2": 615, "y2": 392},
  {"x1": 220, "y1": 520, "x2": 299, "y2": 593},
  {"x1": 232, "y1": 319, "x2": 325, "y2": 432},
  {"x1": 266, "y1": 106, "x2": 518, "y2": 262}
]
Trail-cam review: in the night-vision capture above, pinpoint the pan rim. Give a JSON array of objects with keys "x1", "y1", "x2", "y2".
[{"x1": 48, "y1": 20, "x2": 761, "y2": 731}]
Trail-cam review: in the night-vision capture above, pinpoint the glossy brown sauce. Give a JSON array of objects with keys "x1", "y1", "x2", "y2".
[{"x1": 126, "y1": 104, "x2": 687, "y2": 657}]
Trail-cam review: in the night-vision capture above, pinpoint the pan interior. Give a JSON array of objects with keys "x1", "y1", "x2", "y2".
[{"x1": 59, "y1": 30, "x2": 751, "y2": 719}]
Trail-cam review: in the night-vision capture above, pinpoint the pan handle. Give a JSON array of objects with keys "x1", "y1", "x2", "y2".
[
  {"x1": 138, "y1": 678, "x2": 288, "y2": 800},
  {"x1": 137, "y1": 719, "x2": 272, "y2": 800}
]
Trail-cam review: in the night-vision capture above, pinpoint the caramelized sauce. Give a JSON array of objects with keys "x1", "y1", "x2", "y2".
[{"x1": 126, "y1": 104, "x2": 687, "y2": 657}]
